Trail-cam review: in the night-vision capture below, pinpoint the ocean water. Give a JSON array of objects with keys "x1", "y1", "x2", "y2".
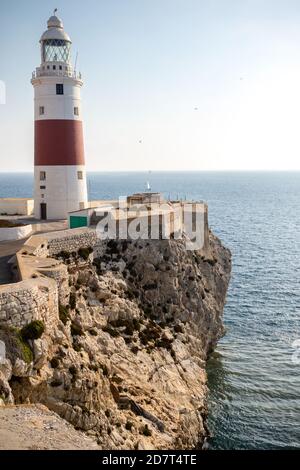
[{"x1": 0, "y1": 171, "x2": 299, "y2": 449}]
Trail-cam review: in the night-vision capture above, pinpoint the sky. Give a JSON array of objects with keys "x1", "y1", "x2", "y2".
[{"x1": 1, "y1": 0, "x2": 300, "y2": 171}]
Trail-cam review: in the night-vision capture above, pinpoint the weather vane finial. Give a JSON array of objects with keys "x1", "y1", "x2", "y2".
[{"x1": 54, "y1": 8, "x2": 58, "y2": 16}]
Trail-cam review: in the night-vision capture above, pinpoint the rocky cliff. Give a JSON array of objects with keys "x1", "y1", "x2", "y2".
[{"x1": 0, "y1": 232, "x2": 231, "y2": 450}]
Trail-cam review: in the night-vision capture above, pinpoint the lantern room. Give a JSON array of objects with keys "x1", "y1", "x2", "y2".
[{"x1": 40, "y1": 12, "x2": 72, "y2": 65}]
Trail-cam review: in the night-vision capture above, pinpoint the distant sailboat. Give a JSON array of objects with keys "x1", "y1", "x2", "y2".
[{"x1": 146, "y1": 181, "x2": 151, "y2": 191}]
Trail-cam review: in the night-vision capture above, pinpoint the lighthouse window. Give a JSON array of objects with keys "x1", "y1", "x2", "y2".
[
  {"x1": 77, "y1": 171, "x2": 83, "y2": 180},
  {"x1": 59, "y1": 65, "x2": 62, "y2": 70},
  {"x1": 56, "y1": 84, "x2": 64, "y2": 95},
  {"x1": 39, "y1": 106, "x2": 45, "y2": 116},
  {"x1": 74, "y1": 107, "x2": 79, "y2": 116},
  {"x1": 40, "y1": 171, "x2": 46, "y2": 181},
  {"x1": 53, "y1": 65, "x2": 56, "y2": 70},
  {"x1": 42, "y1": 39, "x2": 71, "y2": 63}
]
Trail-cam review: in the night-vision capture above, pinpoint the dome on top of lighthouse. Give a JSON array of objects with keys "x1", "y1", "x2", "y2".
[
  {"x1": 47, "y1": 15, "x2": 63, "y2": 29},
  {"x1": 40, "y1": 11, "x2": 71, "y2": 43}
]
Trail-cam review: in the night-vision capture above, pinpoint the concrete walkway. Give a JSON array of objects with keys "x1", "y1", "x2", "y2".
[{"x1": 0, "y1": 219, "x2": 68, "y2": 285}]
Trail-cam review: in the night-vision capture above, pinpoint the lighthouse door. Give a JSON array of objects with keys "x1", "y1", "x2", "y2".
[{"x1": 40, "y1": 203, "x2": 47, "y2": 220}]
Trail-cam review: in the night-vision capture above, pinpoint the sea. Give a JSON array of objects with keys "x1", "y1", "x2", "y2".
[{"x1": 0, "y1": 171, "x2": 299, "y2": 449}]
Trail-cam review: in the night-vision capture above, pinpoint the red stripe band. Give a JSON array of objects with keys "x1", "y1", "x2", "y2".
[{"x1": 34, "y1": 120, "x2": 85, "y2": 166}]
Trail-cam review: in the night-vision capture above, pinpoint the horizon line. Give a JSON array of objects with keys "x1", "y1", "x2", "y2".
[{"x1": 1, "y1": 169, "x2": 300, "y2": 174}]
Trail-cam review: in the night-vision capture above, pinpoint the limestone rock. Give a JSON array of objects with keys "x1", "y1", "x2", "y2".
[
  {"x1": 1, "y1": 233, "x2": 231, "y2": 450},
  {"x1": 12, "y1": 358, "x2": 34, "y2": 377},
  {"x1": 0, "y1": 370, "x2": 14, "y2": 404},
  {"x1": 0, "y1": 358, "x2": 12, "y2": 381}
]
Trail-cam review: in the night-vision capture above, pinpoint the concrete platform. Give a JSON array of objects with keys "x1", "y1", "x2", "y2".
[{"x1": 0, "y1": 219, "x2": 68, "y2": 285}]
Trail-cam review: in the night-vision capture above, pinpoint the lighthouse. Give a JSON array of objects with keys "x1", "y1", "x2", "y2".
[{"x1": 31, "y1": 11, "x2": 88, "y2": 220}]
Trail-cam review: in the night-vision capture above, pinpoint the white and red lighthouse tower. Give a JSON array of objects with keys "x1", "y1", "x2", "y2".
[{"x1": 31, "y1": 11, "x2": 88, "y2": 220}]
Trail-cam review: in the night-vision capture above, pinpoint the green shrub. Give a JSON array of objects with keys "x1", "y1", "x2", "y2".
[
  {"x1": 102, "y1": 325, "x2": 120, "y2": 338},
  {"x1": 138, "y1": 323, "x2": 160, "y2": 345},
  {"x1": 15, "y1": 332, "x2": 33, "y2": 363},
  {"x1": 124, "y1": 324, "x2": 134, "y2": 336},
  {"x1": 50, "y1": 357, "x2": 60, "y2": 368},
  {"x1": 143, "y1": 281, "x2": 158, "y2": 290},
  {"x1": 131, "y1": 345, "x2": 139, "y2": 355},
  {"x1": 58, "y1": 250, "x2": 70, "y2": 260},
  {"x1": 59, "y1": 304, "x2": 70, "y2": 325},
  {"x1": 125, "y1": 420, "x2": 134, "y2": 431},
  {"x1": 174, "y1": 324, "x2": 184, "y2": 333},
  {"x1": 155, "y1": 337, "x2": 173, "y2": 350},
  {"x1": 89, "y1": 329, "x2": 98, "y2": 336},
  {"x1": 21, "y1": 320, "x2": 45, "y2": 341},
  {"x1": 0, "y1": 325, "x2": 33, "y2": 364},
  {"x1": 132, "y1": 318, "x2": 141, "y2": 331},
  {"x1": 206, "y1": 257, "x2": 217, "y2": 266},
  {"x1": 69, "y1": 365, "x2": 77, "y2": 376},
  {"x1": 69, "y1": 293, "x2": 76, "y2": 310},
  {"x1": 50, "y1": 379, "x2": 63, "y2": 387},
  {"x1": 100, "y1": 364, "x2": 109, "y2": 376},
  {"x1": 142, "y1": 424, "x2": 152, "y2": 436},
  {"x1": 126, "y1": 289, "x2": 135, "y2": 300},
  {"x1": 78, "y1": 247, "x2": 91, "y2": 260},
  {"x1": 143, "y1": 305, "x2": 153, "y2": 317},
  {"x1": 71, "y1": 321, "x2": 84, "y2": 336},
  {"x1": 106, "y1": 240, "x2": 119, "y2": 254}
]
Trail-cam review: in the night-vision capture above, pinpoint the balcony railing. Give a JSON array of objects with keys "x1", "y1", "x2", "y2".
[{"x1": 32, "y1": 69, "x2": 82, "y2": 80}]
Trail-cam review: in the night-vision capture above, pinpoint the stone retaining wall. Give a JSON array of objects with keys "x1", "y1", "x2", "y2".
[
  {"x1": 0, "y1": 278, "x2": 58, "y2": 329},
  {"x1": 0, "y1": 230, "x2": 96, "y2": 330},
  {"x1": 46, "y1": 228, "x2": 97, "y2": 256}
]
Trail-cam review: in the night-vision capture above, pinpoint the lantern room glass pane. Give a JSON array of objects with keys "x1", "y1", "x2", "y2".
[{"x1": 42, "y1": 39, "x2": 71, "y2": 63}]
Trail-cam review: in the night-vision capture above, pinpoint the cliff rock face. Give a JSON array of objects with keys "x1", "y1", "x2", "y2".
[{"x1": 0, "y1": 233, "x2": 231, "y2": 450}]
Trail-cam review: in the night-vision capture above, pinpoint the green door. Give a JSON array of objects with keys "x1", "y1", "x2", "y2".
[{"x1": 70, "y1": 216, "x2": 88, "y2": 229}]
